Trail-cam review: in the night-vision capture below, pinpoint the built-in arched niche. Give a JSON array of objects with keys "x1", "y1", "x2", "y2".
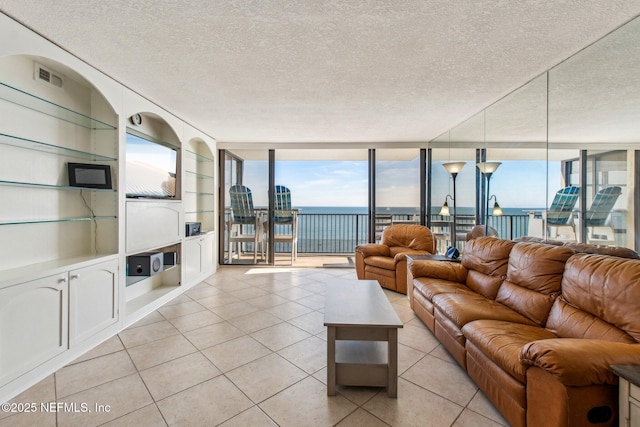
[
  {"x1": 184, "y1": 137, "x2": 215, "y2": 233},
  {"x1": 0, "y1": 53, "x2": 121, "y2": 393},
  {"x1": 124, "y1": 112, "x2": 182, "y2": 201},
  {"x1": 0, "y1": 54, "x2": 119, "y2": 269}
]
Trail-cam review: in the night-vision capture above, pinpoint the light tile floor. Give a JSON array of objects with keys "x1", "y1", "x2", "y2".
[{"x1": 0, "y1": 267, "x2": 510, "y2": 427}]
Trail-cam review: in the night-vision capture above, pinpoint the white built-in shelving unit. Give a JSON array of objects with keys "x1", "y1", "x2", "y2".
[
  {"x1": 183, "y1": 139, "x2": 215, "y2": 283},
  {"x1": 0, "y1": 59, "x2": 120, "y2": 391},
  {"x1": 0, "y1": 15, "x2": 217, "y2": 403},
  {"x1": 123, "y1": 121, "x2": 184, "y2": 324}
]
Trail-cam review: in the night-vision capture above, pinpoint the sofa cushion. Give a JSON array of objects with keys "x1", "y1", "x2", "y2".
[
  {"x1": 409, "y1": 259, "x2": 468, "y2": 283},
  {"x1": 553, "y1": 253, "x2": 640, "y2": 342},
  {"x1": 465, "y1": 270, "x2": 504, "y2": 300},
  {"x1": 363, "y1": 255, "x2": 396, "y2": 270},
  {"x1": 505, "y1": 242, "x2": 573, "y2": 293},
  {"x1": 463, "y1": 320, "x2": 557, "y2": 383},
  {"x1": 563, "y1": 242, "x2": 639, "y2": 259},
  {"x1": 381, "y1": 224, "x2": 437, "y2": 253},
  {"x1": 546, "y1": 298, "x2": 636, "y2": 343},
  {"x1": 462, "y1": 237, "x2": 516, "y2": 299},
  {"x1": 433, "y1": 293, "x2": 535, "y2": 329},
  {"x1": 495, "y1": 281, "x2": 556, "y2": 327},
  {"x1": 392, "y1": 249, "x2": 432, "y2": 261},
  {"x1": 495, "y1": 242, "x2": 573, "y2": 326},
  {"x1": 413, "y1": 277, "x2": 476, "y2": 301}
]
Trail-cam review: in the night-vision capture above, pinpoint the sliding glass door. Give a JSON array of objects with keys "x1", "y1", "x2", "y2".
[{"x1": 221, "y1": 149, "x2": 270, "y2": 265}]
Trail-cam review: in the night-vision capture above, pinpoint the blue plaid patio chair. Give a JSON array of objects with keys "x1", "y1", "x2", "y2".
[
  {"x1": 546, "y1": 186, "x2": 580, "y2": 226},
  {"x1": 528, "y1": 186, "x2": 580, "y2": 241},
  {"x1": 545, "y1": 186, "x2": 580, "y2": 240},
  {"x1": 584, "y1": 186, "x2": 621, "y2": 244},
  {"x1": 272, "y1": 185, "x2": 298, "y2": 264},
  {"x1": 227, "y1": 185, "x2": 264, "y2": 263}
]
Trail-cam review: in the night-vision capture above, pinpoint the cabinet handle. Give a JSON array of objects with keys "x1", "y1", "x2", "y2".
[
  {"x1": 70, "y1": 274, "x2": 80, "y2": 280},
  {"x1": 58, "y1": 277, "x2": 67, "y2": 283}
]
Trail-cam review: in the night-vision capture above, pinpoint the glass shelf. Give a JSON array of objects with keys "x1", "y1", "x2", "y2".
[
  {"x1": 185, "y1": 170, "x2": 214, "y2": 179},
  {"x1": 0, "y1": 82, "x2": 116, "y2": 130},
  {"x1": 185, "y1": 149, "x2": 214, "y2": 162},
  {"x1": 0, "y1": 133, "x2": 117, "y2": 161},
  {"x1": 0, "y1": 216, "x2": 117, "y2": 226},
  {"x1": 0, "y1": 180, "x2": 117, "y2": 192}
]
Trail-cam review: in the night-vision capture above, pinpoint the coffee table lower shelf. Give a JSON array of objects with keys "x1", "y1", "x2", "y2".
[
  {"x1": 327, "y1": 327, "x2": 399, "y2": 398},
  {"x1": 334, "y1": 340, "x2": 389, "y2": 388}
]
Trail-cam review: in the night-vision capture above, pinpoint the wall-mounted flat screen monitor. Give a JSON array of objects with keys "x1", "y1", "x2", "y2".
[
  {"x1": 68, "y1": 163, "x2": 112, "y2": 189},
  {"x1": 125, "y1": 132, "x2": 177, "y2": 199}
]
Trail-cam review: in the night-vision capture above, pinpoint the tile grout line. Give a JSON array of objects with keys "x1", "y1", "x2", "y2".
[{"x1": 13, "y1": 267, "x2": 507, "y2": 426}]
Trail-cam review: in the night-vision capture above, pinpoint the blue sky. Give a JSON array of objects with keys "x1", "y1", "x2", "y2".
[{"x1": 242, "y1": 159, "x2": 561, "y2": 209}]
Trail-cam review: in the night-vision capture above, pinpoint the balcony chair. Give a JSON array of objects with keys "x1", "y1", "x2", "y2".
[
  {"x1": 374, "y1": 214, "x2": 393, "y2": 242},
  {"x1": 528, "y1": 185, "x2": 580, "y2": 241},
  {"x1": 431, "y1": 214, "x2": 477, "y2": 253},
  {"x1": 465, "y1": 224, "x2": 498, "y2": 240},
  {"x1": 581, "y1": 186, "x2": 622, "y2": 245},
  {"x1": 271, "y1": 185, "x2": 298, "y2": 264},
  {"x1": 355, "y1": 224, "x2": 437, "y2": 294},
  {"x1": 227, "y1": 184, "x2": 265, "y2": 263}
]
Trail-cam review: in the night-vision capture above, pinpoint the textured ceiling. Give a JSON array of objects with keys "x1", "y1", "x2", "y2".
[{"x1": 1, "y1": 1, "x2": 639, "y2": 144}]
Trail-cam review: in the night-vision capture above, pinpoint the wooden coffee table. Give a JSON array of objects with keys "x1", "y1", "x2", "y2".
[{"x1": 324, "y1": 280, "x2": 403, "y2": 398}]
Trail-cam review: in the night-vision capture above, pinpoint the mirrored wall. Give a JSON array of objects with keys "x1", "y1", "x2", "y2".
[{"x1": 431, "y1": 15, "x2": 639, "y2": 250}]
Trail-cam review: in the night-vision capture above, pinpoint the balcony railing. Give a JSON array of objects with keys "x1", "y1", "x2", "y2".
[
  {"x1": 275, "y1": 212, "x2": 531, "y2": 254},
  {"x1": 292, "y1": 213, "x2": 368, "y2": 253}
]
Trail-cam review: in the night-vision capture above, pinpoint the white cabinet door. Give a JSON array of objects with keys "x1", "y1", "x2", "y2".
[
  {"x1": 69, "y1": 259, "x2": 119, "y2": 347},
  {"x1": 184, "y1": 234, "x2": 214, "y2": 284},
  {"x1": 0, "y1": 274, "x2": 68, "y2": 385}
]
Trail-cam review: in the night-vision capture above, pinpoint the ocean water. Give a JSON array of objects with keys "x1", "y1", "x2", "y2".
[{"x1": 277, "y1": 206, "x2": 537, "y2": 253}]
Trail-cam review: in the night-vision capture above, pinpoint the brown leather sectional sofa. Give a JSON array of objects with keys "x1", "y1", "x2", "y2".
[{"x1": 408, "y1": 237, "x2": 640, "y2": 427}]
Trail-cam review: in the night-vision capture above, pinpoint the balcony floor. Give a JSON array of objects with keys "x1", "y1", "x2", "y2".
[{"x1": 227, "y1": 253, "x2": 356, "y2": 269}]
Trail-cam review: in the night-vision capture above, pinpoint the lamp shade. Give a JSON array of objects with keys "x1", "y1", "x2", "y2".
[
  {"x1": 476, "y1": 162, "x2": 501, "y2": 174},
  {"x1": 442, "y1": 162, "x2": 466, "y2": 175},
  {"x1": 492, "y1": 201, "x2": 503, "y2": 216},
  {"x1": 439, "y1": 201, "x2": 450, "y2": 216}
]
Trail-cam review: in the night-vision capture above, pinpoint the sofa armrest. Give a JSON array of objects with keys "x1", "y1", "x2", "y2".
[
  {"x1": 408, "y1": 259, "x2": 467, "y2": 283},
  {"x1": 520, "y1": 338, "x2": 640, "y2": 386},
  {"x1": 355, "y1": 244, "x2": 390, "y2": 258},
  {"x1": 394, "y1": 250, "x2": 434, "y2": 264}
]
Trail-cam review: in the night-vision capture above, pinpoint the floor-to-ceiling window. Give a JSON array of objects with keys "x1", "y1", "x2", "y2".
[
  {"x1": 274, "y1": 149, "x2": 368, "y2": 266},
  {"x1": 221, "y1": 148, "x2": 369, "y2": 266},
  {"x1": 374, "y1": 149, "x2": 421, "y2": 242},
  {"x1": 430, "y1": 145, "x2": 478, "y2": 253},
  {"x1": 221, "y1": 149, "x2": 270, "y2": 265}
]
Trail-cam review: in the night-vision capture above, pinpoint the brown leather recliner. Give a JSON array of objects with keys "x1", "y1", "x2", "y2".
[{"x1": 355, "y1": 224, "x2": 436, "y2": 294}]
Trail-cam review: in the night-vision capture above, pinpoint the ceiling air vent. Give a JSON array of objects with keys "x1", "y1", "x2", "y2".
[{"x1": 34, "y1": 62, "x2": 64, "y2": 88}]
